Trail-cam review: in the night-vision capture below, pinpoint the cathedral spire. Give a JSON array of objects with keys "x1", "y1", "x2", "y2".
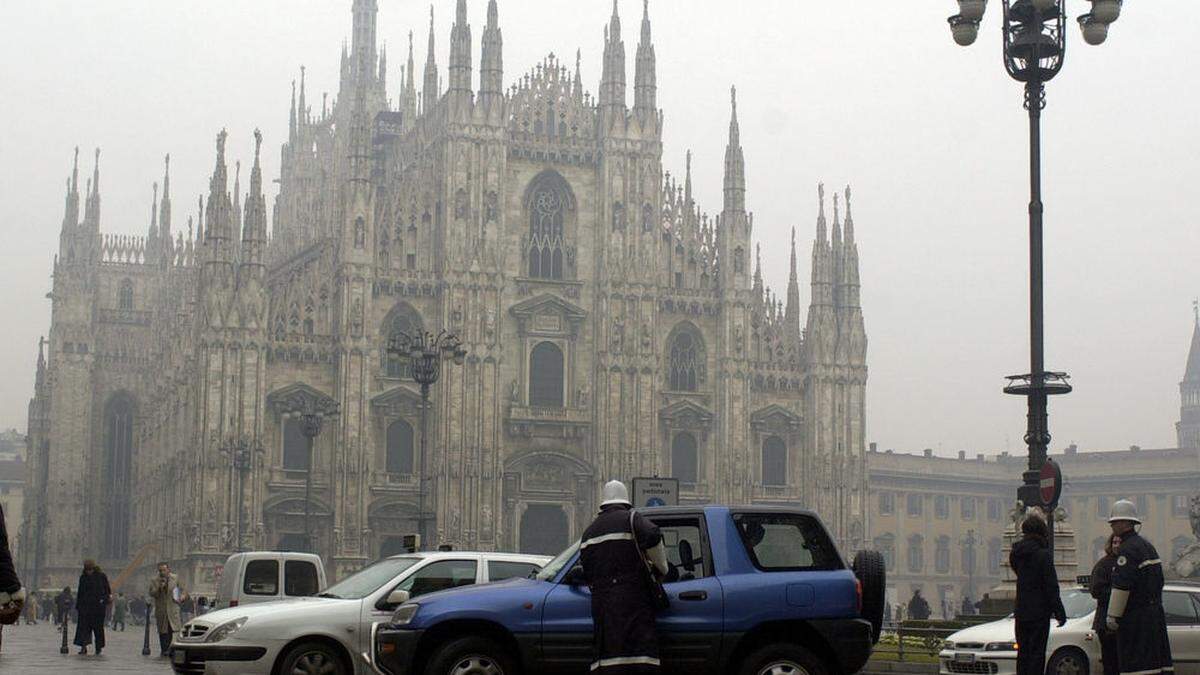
[
  {"x1": 402, "y1": 31, "x2": 418, "y2": 121},
  {"x1": 83, "y1": 148, "x2": 102, "y2": 230},
  {"x1": 449, "y1": 0, "x2": 473, "y2": 97},
  {"x1": 204, "y1": 130, "x2": 234, "y2": 259},
  {"x1": 351, "y1": 0, "x2": 379, "y2": 84},
  {"x1": 1179, "y1": 300, "x2": 1200, "y2": 449},
  {"x1": 599, "y1": 0, "x2": 626, "y2": 113},
  {"x1": 148, "y1": 181, "x2": 159, "y2": 242},
  {"x1": 753, "y1": 243, "x2": 764, "y2": 296},
  {"x1": 423, "y1": 6, "x2": 440, "y2": 114},
  {"x1": 480, "y1": 0, "x2": 504, "y2": 105},
  {"x1": 242, "y1": 129, "x2": 267, "y2": 267},
  {"x1": 684, "y1": 149, "x2": 693, "y2": 208},
  {"x1": 1186, "y1": 301, "x2": 1200, "y2": 384},
  {"x1": 62, "y1": 147, "x2": 81, "y2": 231},
  {"x1": 289, "y1": 79, "x2": 297, "y2": 139},
  {"x1": 572, "y1": 48, "x2": 584, "y2": 101},
  {"x1": 232, "y1": 161, "x2": 243, "y2": 244},
  {"x1": 723, "y1": 86, "x2": 745, "y2": 213},
  {"x1": 160, "y1": 154, "x2": 172, "y2": 244},
  {"x1": 298, "y1": 66, "x2": 308, "y2": 126},
  {"x1": 785, "y1": 226, "x2": 801, "y2": 336},
  {"x1": 633, "y1": 0, "x2": 657, "y2": 115}
]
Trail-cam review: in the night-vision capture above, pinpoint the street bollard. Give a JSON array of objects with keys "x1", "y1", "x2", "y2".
[
  {"x1": 59, "y1": 610, "x2": 69, "y2": 654},
  {"x1": 141, "y1": 604, "x2": 151, "y2": 655}
]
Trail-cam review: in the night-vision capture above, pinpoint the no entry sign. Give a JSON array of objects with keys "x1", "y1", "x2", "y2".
[{"x1": 1039, "y1": 459, "x2": 1063, "y2": 508}]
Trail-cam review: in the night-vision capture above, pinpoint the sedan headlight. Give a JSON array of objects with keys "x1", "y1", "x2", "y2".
[
  {"x1": 205, "y1": 617, "x2": 249, "y2": 643},
  {"x1": 391, "y1": 603, "x2": 420, "y2": 626},
  {"x1": 985, "y1": 641, "x2": 1018, "y2": 652}
]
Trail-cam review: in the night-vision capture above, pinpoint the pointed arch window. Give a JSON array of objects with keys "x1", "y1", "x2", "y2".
[
  {"x1": 667, "y1": 325, "x2": 704, "y2": 392},
  {"x1": 102, "y1": 394, "x2": 135, "y2": 560},
  {"x1": 642, "y1": 204, "x2": 654, "y2": 233},
  {"x1": 762, "y1": 436, "x2": 787, "y2": 486},
  {"x1": 672, "y1": 432, "x2": 698, "y2": 485},
  {"x1": 529, "y1": 341, "x2": 565, "y2": 408},
  {"x1": 385, "y1": 419, "x2": 415, "y2": 475},
  {"x1": 118, "y1": 278, "x2": 134, "y2": 310},
  {"x1": 383, "y1": 303, "x2": 424, "y2": 378},
  {"x1": 527, "y1": 173, "x2": 571, "y2": 280}
]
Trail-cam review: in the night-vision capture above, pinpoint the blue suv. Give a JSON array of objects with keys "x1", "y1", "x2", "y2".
[{"x1": 371, "y1": 505, "x2": 885, "y2": 675}]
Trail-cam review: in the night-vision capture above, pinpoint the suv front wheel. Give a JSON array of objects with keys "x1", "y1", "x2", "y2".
[
  {"x1": 426, "y1": 636, "x2": 518, "y2": 675},
  {"x1": 738, "y1": 643, "x2": 828, "y2": 675}
]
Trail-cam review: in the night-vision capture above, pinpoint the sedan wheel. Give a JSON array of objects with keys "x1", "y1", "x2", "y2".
[
  {"x1": 1049, "y1": 651, "x2": 1087, "y2": 675},
  {"x1": 758, "y1": 661, "x2": 810, "y2": 675},
  {"x1": 290, "y1": 650, "x2": 340, "y2": 675},
  {"x1": 450, "y1": 655, "x2": 505, "y2": 675}
]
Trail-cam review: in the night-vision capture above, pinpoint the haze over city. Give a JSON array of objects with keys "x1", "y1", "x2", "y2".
[{"x1": 2, "y1": 0, "x2": 1197, "y2": 456}]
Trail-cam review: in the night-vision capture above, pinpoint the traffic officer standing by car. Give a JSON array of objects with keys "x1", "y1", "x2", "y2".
[
  {"x1": 580, "y1": 480, "x2": 669, "y2": 674},
  {"x1": 1105, "y1": 500, "x2": 1174, "y2": 675}
]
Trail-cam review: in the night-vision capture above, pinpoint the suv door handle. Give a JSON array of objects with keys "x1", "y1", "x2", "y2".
[{"x1": 678, "y1": 590, "x2": 707, "y2": 601}]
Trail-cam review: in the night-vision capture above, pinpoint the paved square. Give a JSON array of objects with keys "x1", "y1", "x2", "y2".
[{"x1": 0, "y1": 620, "x2": 173, "y2": 674}]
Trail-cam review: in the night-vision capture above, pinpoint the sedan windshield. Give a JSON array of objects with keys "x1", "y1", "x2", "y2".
[
  {"x1": 319, "y1": 557, "x2": 421, "y2": 600},
  {"x1": 536, "y1": 542, "x2": 580, "y2": 581},
  {"x1": 1063, "y1": 589, "x2": 1097, "y2": 619}
]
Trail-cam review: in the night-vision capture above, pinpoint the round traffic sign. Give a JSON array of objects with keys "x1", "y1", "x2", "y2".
[
  {"x1": 1039, "y1": 459, "x2": 1062, "y2": 508},
  {"x1": 646, "y1": 497, "x2": 666, "y2": 507}
]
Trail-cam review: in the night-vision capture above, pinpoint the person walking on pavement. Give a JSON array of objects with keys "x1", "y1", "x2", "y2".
[
  {"x1": 112, "y1": 592, "x2": 128, "y2": 631},
  {"x1": 73, "y1": 559, "x2": 111, "y2": 655},
  {"x1": 54, "y1": 586, "x2": 73, "y2": 627},
  {"x1": 148, "y1": 561, "x2": 186, "y2": 657},
  {"x1": 579, "y1": 480, "x2": 669, "y2": 674},
  {"x1": 907, "y1": 589, "x2": 931, "y2": 620},
  {"x1": 1091, "y1": 533, "x2": 1123, "y2": 675},
  {"x1": 1104, "y1": 500, "x2": 1174, "y2": 675},
  {"x1": 1010, "y1": 513, "x2": 1067, "y2": 675}
]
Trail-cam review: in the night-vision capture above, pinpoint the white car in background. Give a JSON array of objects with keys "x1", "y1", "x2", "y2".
[
  {"x1": 940, "y1": 582, "x2": 1200, "y2": 675},
  {"x1": 170, "y1": 550, "x2": 550, "y2": 675}
]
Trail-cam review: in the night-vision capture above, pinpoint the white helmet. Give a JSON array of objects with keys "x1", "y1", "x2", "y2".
[
  {"x1": 1108, "y1": 499, "x2": 1142, "y2": 525},
  {"x1": 600, "y1": 480, "x2": 631, "y2": 507}
]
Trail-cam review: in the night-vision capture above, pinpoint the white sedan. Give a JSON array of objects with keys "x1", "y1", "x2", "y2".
[
  {"x1": 170, "y1": 550, "x2": 549, "y2": 675},
  {"x1": 940, "y1": 582, "x2": 1200, "y2": 675}
]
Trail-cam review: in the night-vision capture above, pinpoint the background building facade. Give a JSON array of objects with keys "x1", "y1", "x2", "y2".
[{"x1": 21, "y1": 0, "x2": 869, "y2": 591}]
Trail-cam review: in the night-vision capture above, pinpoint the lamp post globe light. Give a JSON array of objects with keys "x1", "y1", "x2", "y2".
[
  {"x1": 945, "y1": 0, "x2": 1125, "y2": 534},
  {"x1": 278, "y1": 392, "x2": 340, "y2": 553},
  {"x1": 386, "y1": 329, "x2": 467, "y2": 551}
]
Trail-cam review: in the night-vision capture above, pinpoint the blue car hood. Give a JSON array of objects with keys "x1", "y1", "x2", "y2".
[{"x1": 404, "y1": 577, "x2": 552, "y2": 627}]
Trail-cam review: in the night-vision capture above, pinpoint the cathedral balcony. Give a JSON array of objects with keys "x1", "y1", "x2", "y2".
[
  {"x1": 368, "y1": 472, "x2": 419, "y2": 494},
  {"x1": 98, "y1": 307, "x2": 152, "y2": 326},
  {"x1": 506, "y1": 404, "x2": 591, "y2": 440}
]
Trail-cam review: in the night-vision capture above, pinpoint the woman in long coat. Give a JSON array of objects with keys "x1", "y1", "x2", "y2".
[
  {"x1": 1091, "y1": 534, "x2": 1122, "y2": 675},
  {"x1": 74, "y1": 560, "x2": 111, "y2": 654}
]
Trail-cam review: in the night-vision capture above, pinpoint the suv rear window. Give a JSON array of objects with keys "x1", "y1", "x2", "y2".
[
  {"x1": 733, "y1": 512, "x2": 840, "y2": 571},
  {"x1": 243, "y1": 560, "x2": 279, "y2": 595},
  {"x1": 285, "y1": 560, "x2": 320, "y2": 596}
]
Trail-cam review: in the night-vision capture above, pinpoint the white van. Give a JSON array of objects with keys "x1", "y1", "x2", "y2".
[{"x1": 214, "y1": 551, "x2": 326, "y2": 609}]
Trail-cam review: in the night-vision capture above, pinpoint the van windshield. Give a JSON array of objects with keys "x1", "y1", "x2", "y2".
[{"x1": 319, "y1": 558, "x2": 421, "y2": 600}]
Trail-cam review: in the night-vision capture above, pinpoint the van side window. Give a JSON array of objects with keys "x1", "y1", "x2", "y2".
[
  {"x1": 487, "y1": 561, "x2": 540, "y2": 582},
  {"x1": 244, "y1": 560, "x2": 280, "y2": 595},
  {"x1": 285, "y1": 560, "x2": 320, "y2": 597}
]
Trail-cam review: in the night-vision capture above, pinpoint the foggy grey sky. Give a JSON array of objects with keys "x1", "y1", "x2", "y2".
[{"x1": 2, "y1": 1, "x2": 1197, "y2": 456}]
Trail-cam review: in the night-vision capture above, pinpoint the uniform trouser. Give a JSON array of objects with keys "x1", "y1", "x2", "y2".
[
  {"x1": 590, "y1": 582, "x2": 660, "y2": 673},
  {"x1": 1099, "y1": 630, "x2": 1120, "y2": 675},
  {"x1": 1015, "y1": 619, "x2": 1050, "y2": 675}
]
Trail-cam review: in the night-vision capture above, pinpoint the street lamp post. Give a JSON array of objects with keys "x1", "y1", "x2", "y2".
[
  {"x1": 278, "y1": 394, "x2": 340, "y2": 553},
  {"x1": 386, "y1": 330, "x2": 467, "y2": 550},
  {"x1": 962, "y1": 529, "x2": 977, "y2": 604},
  {"x1": 946, "y1": 0, "x2": 1124, "y2": 532},
  {"x1": 220, "y1": 436, "x2": 264, "y2": 552}
]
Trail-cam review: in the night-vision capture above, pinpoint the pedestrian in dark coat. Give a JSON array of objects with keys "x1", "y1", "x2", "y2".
[
  {"x1": 579, "y1": 480, "x2": 668, "y2": 674},
  {"x1": 73, "y1": 560, "x2": 111, "y2": 655},
  {"x1": 1105, "y1": 499, "x2": 1173, "y2": 675},
  {"x1": 1091, "y1": 534, "x2": 1123, "y2": 675},
  {"x1": 907, "y1": 589, "x2": 931, "y2": 620},
  {"x1": 1010, "y1": 514, "x2": 1067, "y2": 675},
  {"x1": 0, "y1": 504, "x2": 23, "y2": 628},
  {"x1": 55, "y1": 587, "x2": 73, "y2": 625}
]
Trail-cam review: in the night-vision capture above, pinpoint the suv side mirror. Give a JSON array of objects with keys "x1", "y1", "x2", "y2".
[
  {"x1": 376, "y1": 589, "x2": 411, "y2": 611},
  {"x1": 562, "y1": 565, "x2": 587, "y2": 586}
]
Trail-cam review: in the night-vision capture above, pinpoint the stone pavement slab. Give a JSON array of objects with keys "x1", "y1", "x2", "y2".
[{"x1": 0, "y1": 620, "x2": 173, "y2": 674}]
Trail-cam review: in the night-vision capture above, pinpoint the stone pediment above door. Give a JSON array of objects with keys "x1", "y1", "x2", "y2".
[
  {"x1": 509, "y1": 293, "x2": 587, "y2": 337},
  {"x1": 370, "y1": 385, "x2": 427, "y2": 418},
  {"x1": 659, "y1": 398, "x2": 715, "y2": 431},
  {"x1": 750, "y1": 404, "x2": 803, "y2": 434},
  {"x1": 266, "y1": 383, "x2": 340, "y2": 418}
]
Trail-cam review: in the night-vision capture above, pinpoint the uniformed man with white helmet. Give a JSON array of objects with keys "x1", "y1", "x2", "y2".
[
  {"x1": 579, "y1": 480, "x2": 669, "y2": 674},
  {"x1": 1105, "y1": 499, "x2": 1174, "y2": 675}
]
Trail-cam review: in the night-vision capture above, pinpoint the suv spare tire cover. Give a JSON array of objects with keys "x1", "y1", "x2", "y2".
[{"x1": 853, "y1": 549, "x2": 886, "y2": 643}]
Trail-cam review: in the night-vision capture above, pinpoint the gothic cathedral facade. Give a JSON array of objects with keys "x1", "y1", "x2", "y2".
[{"x1": 23, "y1": 0, "x2": 869, "y2": 588}]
